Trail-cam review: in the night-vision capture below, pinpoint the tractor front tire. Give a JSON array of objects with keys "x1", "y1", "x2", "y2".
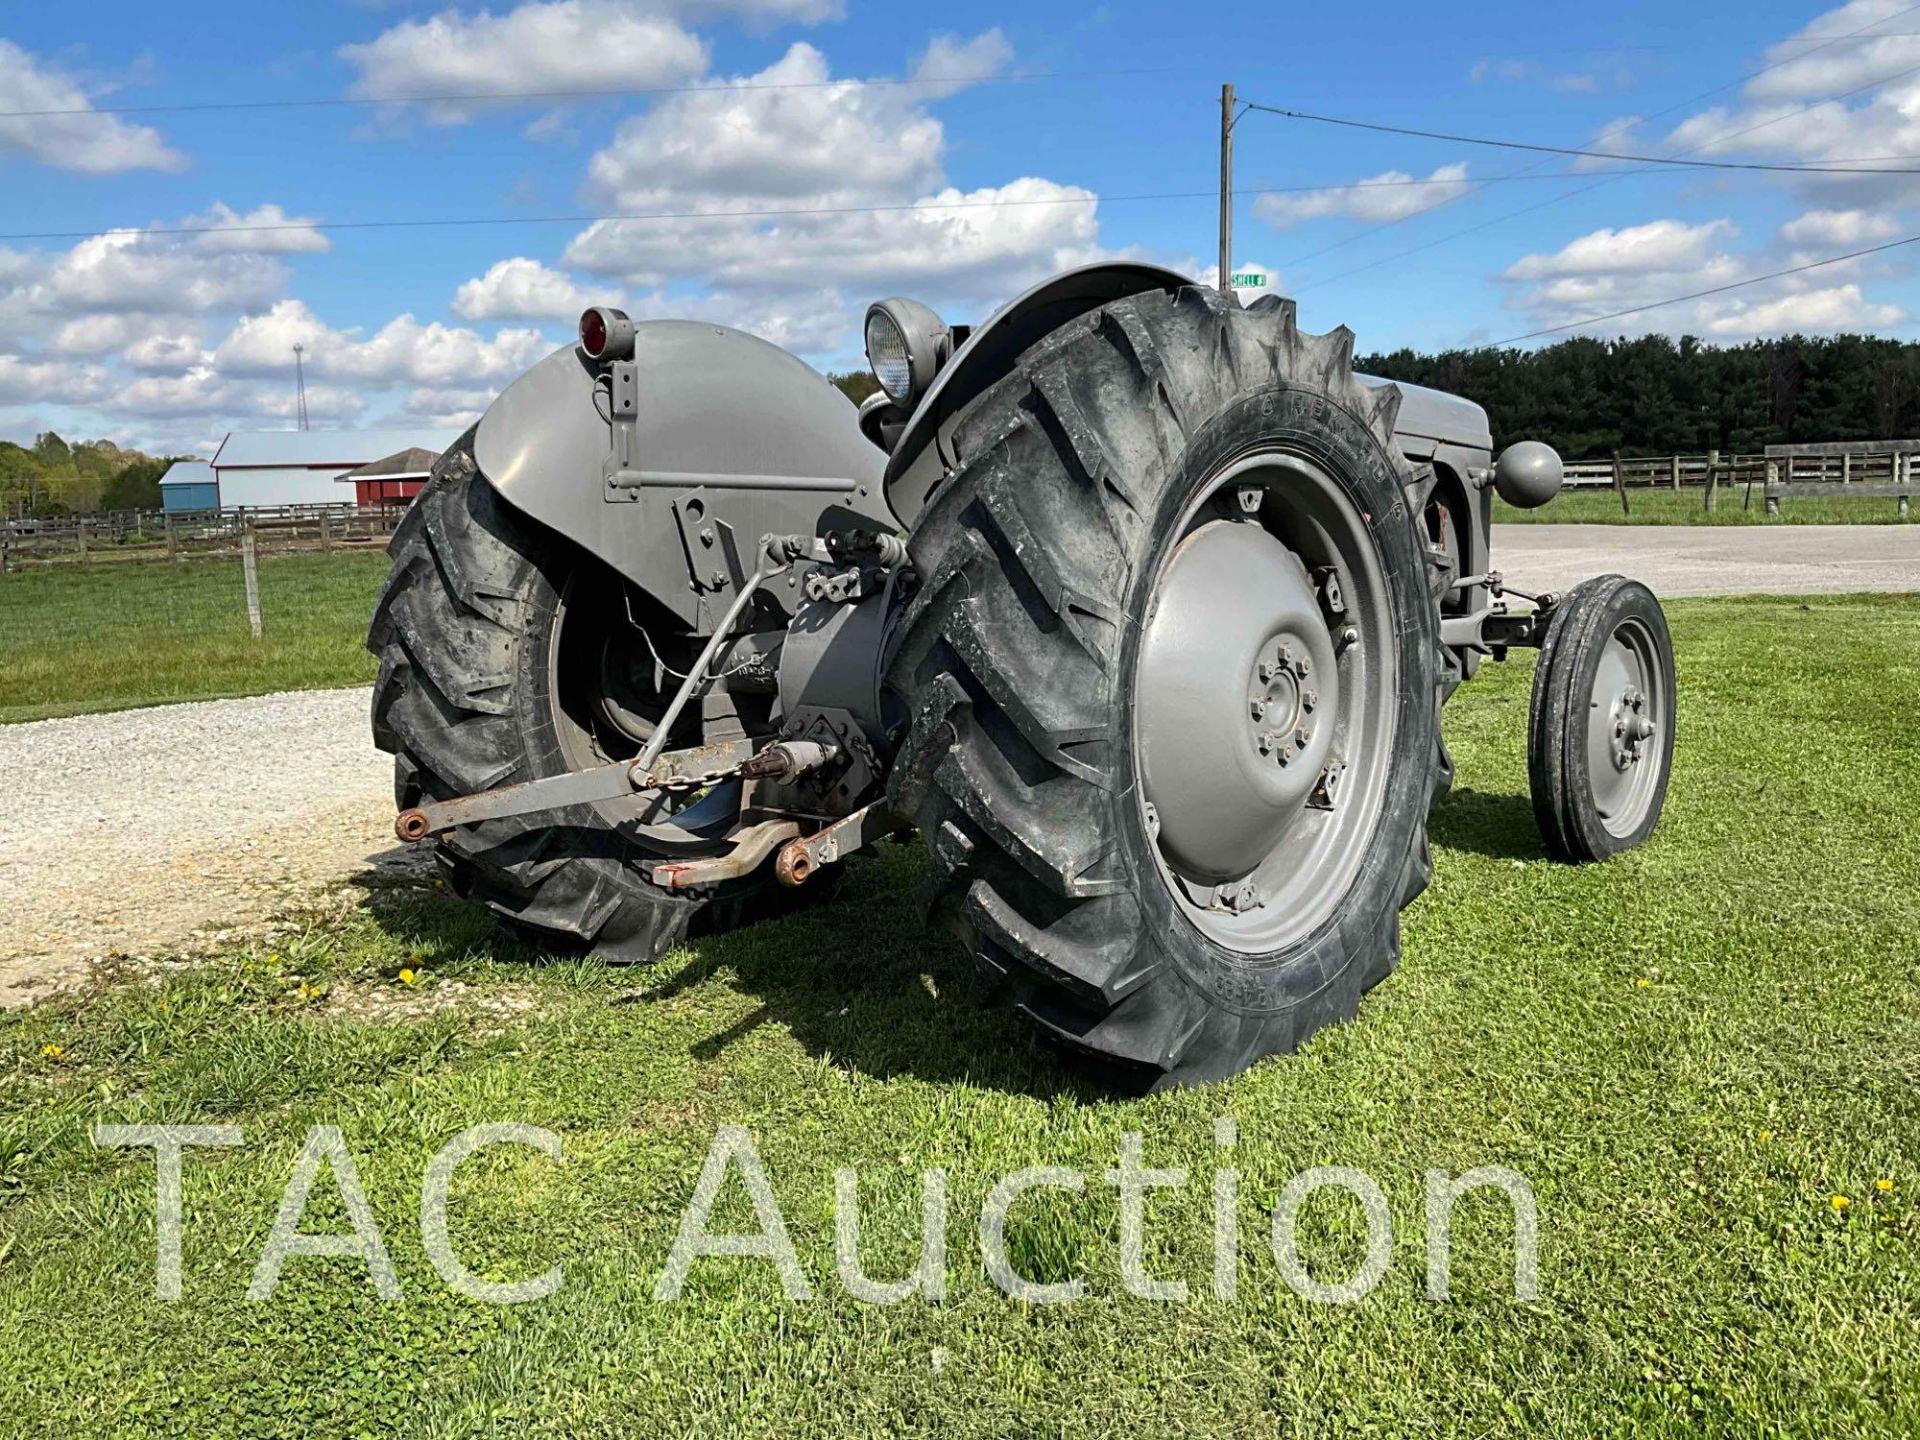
[{"x1": 885, "y1": 287, "x2": 1455, "y2": 1088}]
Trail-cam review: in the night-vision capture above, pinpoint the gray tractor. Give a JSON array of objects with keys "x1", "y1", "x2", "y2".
[{"x1": 370, "y1": 264, "x2": 1674, "y2": 1088}]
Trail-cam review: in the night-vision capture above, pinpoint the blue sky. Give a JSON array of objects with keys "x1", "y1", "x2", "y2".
[{"x1": 2, "y1": 0, "x2": 1916, "y2": 453}]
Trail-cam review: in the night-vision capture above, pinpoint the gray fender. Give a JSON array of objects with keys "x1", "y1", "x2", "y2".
[
  {"x1": 883, "y1": 262, "x2": 1192, "y2": 526},
  {"x1": 474, "y1": 320, "x2": 892, "y2": 630}
]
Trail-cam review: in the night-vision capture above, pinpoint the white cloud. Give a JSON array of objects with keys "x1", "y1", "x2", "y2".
[
  {"x1": 0, "y1": 40, "x2": 182, "y2": 174},
  {"x1": 178, "y1": 202, "x2": 332, "y2": 255},
  {"x1": 123, "y1": 330, "x2": 211, "y2": 373},
  {"x1": 565, "y1": 36, "x2": 1129, "y2": 332},
  {"x1": 1254, "y1": 164, "x2": 1472, "y2": 230},
  {"x1": 1498, "y1": 212, "x2": 1908, "y2": 341},
  {"x1": 453, "y1": 257, "x2": 617, "y2": 319},
  {"x1": 213, "y1": 300, "x2": 553, "y2": 387},
  {"x1": 1701, "y1": 282, "x2": 1905, "y2": 336},
  {"x1": 583, "y1": 43, "x2": 946, "y2": 209},
  {"x1": 567, "y1": 175, "x2": 1106, "y2": 310},
  {"x1": 1504, "y1": 219, "x2": 1739, "y2": 280},
  {"x1": 387, "y1": 384, "x2": 506, "y2": 431},
  {"x1": 1779, "y1": 207, "x2": 1902, "y2": 247},
  {"x1": 0, "y1": 353, "x2": 108, "y2": 406},
  {"x1": 29, "y1": 230, "x2": 291, "y2": 316},
  {"x1": 1570, "y1": 115, "x2": 1644, "y2": 173},
  {"x1": 1640, "y1": 3, "x2": 1920, "y2": 205},
  {"x1": 1742, "y1": 0, "x2": 1920, "y2": 103},
  {"x1": 910, "y1": 29, "x2": 1013, "y2": 98},
  {"x1": 111, "y1": 364, "x2": 370, "y2": 422},
  {"x1": 615, "y1": 285, "x2": 849, "y2": 352},
  {"x1": 341, "y1": 2, "x2": 706, "y2": 122},
  {"x1": 1468, "y1": 54, "x2": 1616, "y2": 95}
]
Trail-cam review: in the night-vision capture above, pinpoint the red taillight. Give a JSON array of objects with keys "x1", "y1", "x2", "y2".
[{"x1": 579, "y1": 308, "x2": 608, "y2": 357}]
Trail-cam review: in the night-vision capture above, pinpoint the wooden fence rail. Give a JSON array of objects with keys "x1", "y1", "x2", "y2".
[
  {"x1": 0, "y1": 502, "x2": 408, "y2": 573},
  {"x1": 1553, "y1": 441, "x2": 1920, "y2": 515}
]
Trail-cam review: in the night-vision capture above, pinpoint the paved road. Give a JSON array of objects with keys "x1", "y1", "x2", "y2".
[
  {"x1": 3, "y1": 522, "x2": 1914, "y2": 1007},
  {"x1": 1492, "y1": 523, "x2": 1920, "y2": 597}
]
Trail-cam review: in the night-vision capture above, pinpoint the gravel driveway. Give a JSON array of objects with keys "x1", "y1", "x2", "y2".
[
  {"x1": 1492, "y1": 522, "x2": 1920, "y2": 596},
  {"x1": 0, "y1": 688, "x2": 402, "y2": 1007},
  {"x1": 3, "y1": 523, "x2": 1914, "y2": 1009}
]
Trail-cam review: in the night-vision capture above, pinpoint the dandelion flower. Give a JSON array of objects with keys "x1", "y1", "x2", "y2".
[
  {"x1": 40, "y1": 1043, "x2": 63, "y2": 1059},
  {"x1": 1635, "y1": 977, "x2": 1652, "y2": 989},
  {"x1": 1877, "y1": 1179, "x2": 1895, "y2": 1194},
  {"x1": 399, "y1": 968, "x2": 419, "y2": 986},
  {"x1": 1831, "y1": 1194, "x2": 1850, "y2": 1212},
  {"x1": 1758, "y1": 1129, "x2": 1773, "y2": 1143}
]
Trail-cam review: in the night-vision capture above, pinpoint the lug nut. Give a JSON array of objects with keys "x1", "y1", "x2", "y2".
[
  {"x1": 1301, "y1": 688, "x2": 1318, "y2": 712},
  {"x1": 1295, "y1": 656, "x2": 1312, "y2": 677},
  {"x1": 1280, "y1": 745, "x2": 1296, "y2": 765},
  {"x1": 1258, "y1": 661, "x2": 1276, "y2": 682},
  {"x1": 1250, "y1": 697, "x2": 1267, "y2": 719},
  {"x1": 1295, "y1": 727, "x2": 1311, "y2": 748},
  {"x1": 1338, "y1": 625, "x2": 1359, "y2": 651}
]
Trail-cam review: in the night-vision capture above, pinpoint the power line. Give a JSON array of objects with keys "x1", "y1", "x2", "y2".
[
  {"x1": 0, "y1": 172, "x2": 1673, "y2": 246},
  {"x1": 0, "y1": 66, "x2": 1174, "y2": 120},
  {"x1": 1247, "y1": 1, "x2": 1920, "y2": 287},
  {"x1": 1243, "y1": 104, "x2": 1920, "y2": 175},
  {"x1": 1289, "y1": 50, "x2": 1920, "y2": 297},
  {"x1": 1481, "y1": 230, "x2": 1920, "y2": 347}
]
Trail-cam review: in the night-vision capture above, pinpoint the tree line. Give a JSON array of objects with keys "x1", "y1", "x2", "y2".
[
  {"x1": 1357, "y1": 332, "x2": 1920, "y2": 460},
  {"x1": 9, "y1": 332, "x2": 1918, "y2": 516},
  {"x1": 2, "y1": 433, "x2": 175, "y2": 517}
]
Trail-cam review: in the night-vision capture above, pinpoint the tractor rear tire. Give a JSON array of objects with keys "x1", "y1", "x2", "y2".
[
  {"x1": 884, "y1": 287, "x2": 1455, "y2": 1088},
  {"x1": 368, "y1": 433, "x2": 790, "y2": 961}
]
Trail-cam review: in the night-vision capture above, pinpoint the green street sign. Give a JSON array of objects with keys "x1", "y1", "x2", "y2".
[{"x1": 1230, "y1": 271, "x2": 1268, "y2": 289}]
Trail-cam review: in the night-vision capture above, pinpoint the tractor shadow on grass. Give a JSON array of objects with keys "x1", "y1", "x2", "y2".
[
  {"x1": 356, "y1": 837, "x2": 1110, "y2": 1101},
  {"x1": 359, "y1": 791, "x2": 1544, "y2": 1095},
  {"x1": 1429, "y1": 786, "x2": 1546, "y2": 862}
]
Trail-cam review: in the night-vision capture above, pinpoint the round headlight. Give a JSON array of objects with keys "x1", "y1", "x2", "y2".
[
  {"x1": 863, "y1": 297, "x2": 950, "y2": 408},
  {"x1": 864, "y1": 309, "x2": 913, "y2": 402}
]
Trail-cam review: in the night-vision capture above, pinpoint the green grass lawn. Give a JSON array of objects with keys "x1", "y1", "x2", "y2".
[
  {"x1": 0, "y1": 551, "x2": 388, "y2": 724},
  {"x1": 1496, "y1": 487, "x2": 1916, "y2": 526},
  {"x1": 2, "y1": 595, "x2": 1917, "y2": 1437}
]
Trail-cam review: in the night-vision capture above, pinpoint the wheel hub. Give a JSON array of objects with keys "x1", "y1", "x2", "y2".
[
  {"x1": 1607, "y1": 684, "x2": 1655, "y2": 770},
  {"x1": 1135, "y1": 518, "x2": 1340, "y2": 883}
]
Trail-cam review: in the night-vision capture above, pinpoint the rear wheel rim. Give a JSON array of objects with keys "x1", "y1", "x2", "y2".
[
  {"x1": 1586, "y1": 614, "x2": 1665, "y2": 837},
  {"x1": 548, "y1": 566, "x2": 742, "y2": 846},
  {"x1": 1131, "y1": 449, "x2": 1399, "y2": 954}
]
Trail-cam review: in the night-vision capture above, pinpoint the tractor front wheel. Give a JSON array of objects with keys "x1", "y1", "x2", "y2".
[{"x1": 1527, "y1": 574, "x2": 1675, "y2": 862}]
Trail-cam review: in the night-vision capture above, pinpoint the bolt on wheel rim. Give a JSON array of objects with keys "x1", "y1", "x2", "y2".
[
  {"x1": 1586, "y1": 615, "x2": 1666, "y2": 836},
  {"x1": 1131, "y1": 450, "x2": 1399, "y2": 954}
]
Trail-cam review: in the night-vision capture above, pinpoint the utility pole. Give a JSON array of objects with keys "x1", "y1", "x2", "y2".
[
  {"x1": 293, "y1": 344, "x2": 310, "y2": 432},
  {"x1": 1219, "y1": 82, "x2": 1236, "y2": 305}
]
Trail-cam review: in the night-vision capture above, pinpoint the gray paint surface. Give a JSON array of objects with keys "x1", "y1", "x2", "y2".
[
  {"x1": 474, "y1": 323, "x2": 891, "y2": 629},
  {"x1": 1494, "y1": 523, "x2": 1920, "y2": 596}
]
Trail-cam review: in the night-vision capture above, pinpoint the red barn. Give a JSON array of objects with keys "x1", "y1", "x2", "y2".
[{"x1": 341, "y1": 447, "x2": 441, "y2": 507}]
